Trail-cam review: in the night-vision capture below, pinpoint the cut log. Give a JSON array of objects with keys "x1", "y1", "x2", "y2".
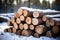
[
  {"x1": 34, "y1": 33, "x2": 40, "y2": 38},
  {"x1": 35, "y1": 25, "x2": 44, "y2": 34},
  {"x1": 13, "y1": 22, "x2": 18, "y2": 29},
  {"x1": 23, "y1": 23, "x2": 28, "y2": 30},
  {"x1": 46, "y1": 31, "x2": 52, "y2": 37},
  {"x1": 52, "y1": 26, "x2": 59, "y2": 34},
  {"x1": 8, "y1": 28, "x2": 12, "y2": 33},
  {"x1": 29, "y1": 25, "x2": 34, "y2": 30},
  {"x1": 29, "y1": 30, "x2": 34, "y2": 35},
  {"x1": 14, "y1": 12, "x2": 20, "y2": 18},
  {"x1": 10, "y1": 16, "x2": 15, "y2": 24},
  {"x1": 19, "y1": 23, "x2": 24, "y2": 30},
  {"x1": 23, "y1": 10, "x2": 28, "y2": 17},
  {"x1": 55, "y1": 21, "x2": 60, "y2": 26},
  {"x1": 16, "y1": 18, "x2": 21, "y2": 24},
  {"x1": 26, "y1": 17, "x2": 31, "y2": 24},
  {"x1": 16, "y1": 30, "x2": 22, "y2": 35},
  {"x1": 17, "y1": 8, "x2": 23, "y2": 16},
  {"x1": 32, "y1": 18, "x2": 43, "y2": 25},
  {"x1": 46, "y1": 20, "x2": 50, "y2": 28},
  {"x1": 20, "y1": 15, "x2": 25, "y2": 21},
  {"x1": 43, "y1": 27, "x2": 49, "y2": 36},
  {"x1": 42, "y1": 15, "x2": 47, "y2": 22},
  {"x1": 12, "y1": 27, "x2": 16, "y2": 33},
  {"x1": 22, "y1": 30, "x2": 30, "y2": 36},
  {"x1": 28, "y1": 12, "x2": 33, "y2": 17},
  {"x1": 38, "y1": 18, "x2": 43, "y2": 24},
  {"x1": 39, "y1": 13, "x2": 43, "y2": 17},
  {"x1": 32, "y1": 18, "x2": 38, "y2": 25},
  {"x1": 33, "y1": 11, "x2": 39, "y2": 18},
  {"x1": 50, "y1": 19, "x2": 55, "y2": 26}
]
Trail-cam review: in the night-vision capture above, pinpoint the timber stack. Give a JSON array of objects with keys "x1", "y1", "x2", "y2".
[{"x1": 4, "y1": 8, "x2": 60, "y2": 38}]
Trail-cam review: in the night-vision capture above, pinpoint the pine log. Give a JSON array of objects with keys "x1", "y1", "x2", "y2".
[
  {"x1": 33, "y1": 11, "x2": 39, "y2": 18},
  {"x1": 50, "y1": 19, "x2": 55, "y2": 26},
  {"x1": 52, "y1": 26, "x2": 59, "y2": 34},
  {"x1": 14, "y1": 12, "x2": 21, "y2": 18},
  {"x1": 35, "y1": 25, "x2": 44, "y2": 34},
  {"x1": 46, "y1": 31, "x2": 52, "y2": 37},
  {"x1": 13, "y1": 22, "x2": 18, "y2": 29},
  {"x1": 22, "y1": 30, "x2": 30, "y2": 36},
  {"x1": 26, "y1": 17, "x2": 31, "y2": 24},
  {"x1": 32, "y1": 18, "x2": 43, "y2": 25},
  {"x1": 16, "y1": 30, "x2": 22, "y2": 35},
  {"x1": 29, "y1": 25, "x2": 34, "y2": 30},
  {"x1": 12, "y1": 27, "x2": 16, "y2": 33},
  {"x1": 23, "y1": 23, "x2": 28, "y2": 30},
  {"x1": 42, "y1": 15, "x2": 47, "y2": 22},
  {"x1": 19, "y1": 23, "x2": 24, "y2": 30},
  {"x1": 46, "y1": 20, "x2": 50, "y2": 28},
  {"x1": 33, "y1": 11, "x2": 43, "y2": 18},
  {"x1": 17, "y1": 8, "x2": 23, "y2": 16},
  {"x1": 16, "y1": 18, "x2": 21, "y2": 24},
  {"x1": 32, "y1": 18, "x2": 38, "y2": 25},
  {"x1": 23, "y1": 10, "x2": 28, "y2": 17},
  {"x1": 20, "y1": 15, "x2": 25, "y2": 21},
  {"x1": 10, "y1": 16, "x2": 15, "y2": 24},
  {"x1": 34, "y1": 33, "x2": 40, "y2": 38},
  {"x1": 8, "y1": 28, "x2": 12, "y2": 33},
  {"x1": 55, "y1": 21, "x2": 60, "y2": 26}
]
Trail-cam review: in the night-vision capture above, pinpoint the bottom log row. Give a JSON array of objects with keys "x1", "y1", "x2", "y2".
[{"x1": 4, "y1": 25, "x2": 60, "y2": 38}]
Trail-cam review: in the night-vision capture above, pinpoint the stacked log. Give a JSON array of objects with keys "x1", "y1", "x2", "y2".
[
  {"x1": 4, "y1": 8, "x2": 60, "y2": 38},
  {"x1": 29, "y1": 25, "x2": 34, "y2": 30},
  {"x1": 46, "y1": 31, "x2": 52, "y2": 37}
]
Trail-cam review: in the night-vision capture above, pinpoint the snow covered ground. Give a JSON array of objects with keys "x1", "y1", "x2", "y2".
[{"x1": 0, "y1": 32, "x2": 60, "y2": 40}]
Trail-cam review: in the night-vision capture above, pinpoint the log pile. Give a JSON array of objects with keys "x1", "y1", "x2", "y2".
[{"x1": 4, "y1": 8, "x2": 60, "y2": 38}]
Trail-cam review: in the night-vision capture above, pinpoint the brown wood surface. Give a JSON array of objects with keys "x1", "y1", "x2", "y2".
[
  {"x1": 23, "y1": 23, "x2": 28, "y2": 30},
  {"x1": 23, "y1": 10, "x2": 28, "y2": 17},
  {"x1": 13, "y1": 22, "x2": 18, "y2": 29},
  {"x1": 42, "y1": 15, "x2": 47, "y2": 22},
  {"x1": 33, "y1": 11, "x2": 39, "y2": 18},
  {"x1": 46, "y1": 20, "x2": 50, "y2": 28},
  {"x1": 29, "y1": 25, "x2": 34, "y2": 30},
  {"x1": 46, "y1": 31, "x2": 52, "y2": 37},
  {"x1": 35, "y1": 25, "x2": 44, "y2": 34},
  {"x1": 16, "y1": 18, "x2": 21, "y2": 24},
  {"x1": 16, "y1": 30, "x2": 22, "y2": 35},
  {"x1": 19, "y1": 23, "x2": 24, "y2": 30},
  {"x1": 17, "y1": 8, "x2": 23, "y2": 16},
  {"x1": 52, "y1": 26, "x2": 59, "y2": 34},
  {"x1": 50, "y1": 19, "x2": 55, "y2": 26},
  {"x1": 26, "y1": 17, "x2": 31, "y2": 24},
  {"x1": 34, "y1": 33, "x2": 40, "y2": 38},
  {"x1": 12, "y1": 27, "x2": 16, "y2": 33},
  {"x1": 22, "y1": 30, "x2": 30, "y2": 36},
  {"x1": 14, "y1": 12, "x2": 20, "y2": 18},
  {"x1": 20, "y1": 15, "x2": 25, "y2": 21}
]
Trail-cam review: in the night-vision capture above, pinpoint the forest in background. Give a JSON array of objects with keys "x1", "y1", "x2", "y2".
[{"x1": 0, "y1": 0, "x2": 60, "y2": 13}]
